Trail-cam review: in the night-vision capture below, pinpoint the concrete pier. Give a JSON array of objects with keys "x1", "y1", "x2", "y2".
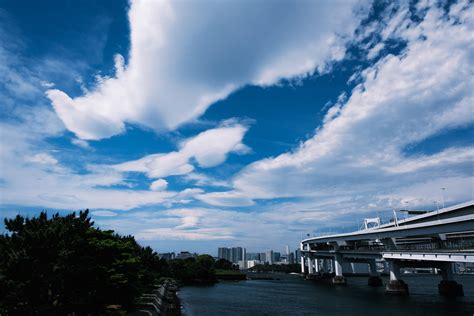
[
  {"x1": 386, "y1": 261, "x2": 408, "y2": 295},
  {"x1": 368, "y1": 260, "x2": 383, "y2": 287},
  {"x1": 332, "y1": 254, "x2": 346, "y2": 285},
  {"x1": 438, "y1": 263, "x2": 463, "y2": 297}
]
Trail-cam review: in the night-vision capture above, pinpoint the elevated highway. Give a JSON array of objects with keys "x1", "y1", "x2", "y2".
[{"x1": 300, "y1": 201, "x2": 474, "y2": 296}]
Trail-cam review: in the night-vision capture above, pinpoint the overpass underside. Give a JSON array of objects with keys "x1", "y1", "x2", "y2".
[{"x1": 300, "y1": 201, "x2": 474, "y2": 297}]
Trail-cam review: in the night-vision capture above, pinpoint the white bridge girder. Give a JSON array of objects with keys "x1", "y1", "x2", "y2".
[{"x1": 382, "y1": 251, "x2": 474, "y2": 263}]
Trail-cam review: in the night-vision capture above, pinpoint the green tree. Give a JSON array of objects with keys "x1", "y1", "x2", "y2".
[{"x1": 0, "y1": 210, "x2": 164, "y2": 314}]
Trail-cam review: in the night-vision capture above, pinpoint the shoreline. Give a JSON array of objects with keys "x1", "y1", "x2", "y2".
[{"x1": 135, "y1": 280, "x2": 181, "y2": 316}]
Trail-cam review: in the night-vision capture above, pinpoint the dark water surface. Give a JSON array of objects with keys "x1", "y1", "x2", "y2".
[{"x1": 179, "y1": 274, "x2": 474, "y2": 315}]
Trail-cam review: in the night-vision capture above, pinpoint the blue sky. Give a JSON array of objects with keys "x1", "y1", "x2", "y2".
[{"x1": 0, "y1": 0, "x2": 473, "y2": 255}]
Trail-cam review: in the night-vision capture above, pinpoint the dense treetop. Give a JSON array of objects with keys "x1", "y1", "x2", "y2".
[{"x1": 0, "y1": 210, "x2": 219, "y2": 314}]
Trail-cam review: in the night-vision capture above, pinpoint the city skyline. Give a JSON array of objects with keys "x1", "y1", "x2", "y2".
[{"x1": 1, "y1": 0, "x2": 473, "y2": 254}]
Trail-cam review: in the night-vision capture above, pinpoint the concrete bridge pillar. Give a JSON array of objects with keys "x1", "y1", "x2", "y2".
[
  {"x1": 314, "y1": 258, "x2": 320, "y2": 274},
  {"x1": 307, "y1": 256, "x2": 314, "y2": 274},
  {"x1": 386, "y1": 260, "x2": 408, "y2": 295},
  {"x1": 368, "y1": 260, "x2": 382, "y2": 287},
  {"x1": 438, "y1": 263, "x2": 463, "y2": 297},
  {"x1": 300, "y1": 254, "x2": 306, "y2": 274},
  {"x1": 332, "y1": 254, "x2": 346, "y2": 285}
]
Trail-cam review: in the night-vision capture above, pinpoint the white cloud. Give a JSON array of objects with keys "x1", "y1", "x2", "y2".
[
  {"x1": 0, "y1": 115, "x2": 190, "y2": 210},
  {"x1": 91, "y1": 210, "x2": 118, "y2": 217},
  {"x1": 199, "y1": 1, "x2": 474, "y2": 209},
  {"x1": 27, "y1": 153, "x2": 58, "y2": 165},
  {"x1": 46, "y1": 0, "x2": 365, "y2": 140},
  {"x1": 71, "y1": 138, "x2": 91, "y2": 149},
  {"x1": 113, "y1": 122, "x2": 250, "y2": 178},
  {"x1": 180, "y1": 172, "x2": 230, "y2": 188},
  {"x1": 195, "y1": 191, "x2": 255, "y2": 207},
  {"x1": 150, "y1": 179, "x2": 168, "y2": 191}
]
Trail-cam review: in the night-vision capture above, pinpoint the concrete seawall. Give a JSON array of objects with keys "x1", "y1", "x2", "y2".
[{"x1": 135, "y1": 280, "x2": 181, "y2": 316}]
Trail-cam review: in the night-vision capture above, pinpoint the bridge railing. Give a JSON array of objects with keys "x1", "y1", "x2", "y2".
[
  {"x1": 396, "y1": 238, "x2": 474, "y2": 252},
  {"x1": 309, "y1": 238, "x2": 474, "y2": 253}
]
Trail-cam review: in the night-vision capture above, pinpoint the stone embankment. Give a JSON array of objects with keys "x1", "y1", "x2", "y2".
[{"x1": 134, "y1": 280, "x2": 181, "y2": 316}]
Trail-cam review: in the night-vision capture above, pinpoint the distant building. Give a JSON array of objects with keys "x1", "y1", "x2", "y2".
[
  {"x1": 218, "y1": 247, "x2": 231, "y2": 261},
  {"x1": 265, "y1": 250, "x2": 274, "y2": 264},
  {"x1": 287, "y1": 252, "x2": 295, "y2": 264},
  {"x1": 295, "y1": 249, "x2": 301, "y2": 263},
  {"x1": 175, "y1": 251, "x2": 195, "y2": 260},
  {"x1": 259, "y1": 252, "x2": 267, "y2": 262},
  {"x1": 237, "y1": 260, "x2": 247, "y2": 269},
  {"x1": 218, "y1": 247, "x2": 246, "y2": 263},
  {"x1": 158, "y1": 252, "x2": 175, "y2": 260},
  {"x1": 246, "y1": 252, "x2": 260, "y2": 260},
  {"x1": 247, "y1": 260, "x2": 260, "y2": 269},
  {"x1": 273, "y1": 252, "x2": 281, "y2": 263}
]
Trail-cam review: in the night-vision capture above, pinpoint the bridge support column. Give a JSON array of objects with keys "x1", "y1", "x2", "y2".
[
  {"x1": 307, "y1": 256, "x2": 314, "y2": 274},
  {"x1": 386, "y1": 260, "x2": 408, "y2": 295},
  {"x1": 301, "y1": 254, "x2": 306, "y2": 274},
  {"x1": 314, "y1": 258, "x2": 320, "y2": 274},
  {"x1": 438, "y1": 263, "x2": 463, "y2": 297},
  {"x1": 368, "y1": 260, "x2": 382, "y2": 287},
  {"x1": 331, "y1": 254, "x2": 346, "y2": 285}
]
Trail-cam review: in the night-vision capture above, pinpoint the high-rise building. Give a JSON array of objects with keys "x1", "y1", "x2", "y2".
[
  {"x1": 259, "y1": 252, "x2": 267, "y2": 262},
  {"x1": 218, "y1": 247, "x2": 246, "y2": 263},
  {"x1": 273, "y1": 252, "x2": 281, "y2": 263},
  {"x1": 247, "y1": 252, "x2": 259, "y2": 260},
  {"x1": 218, "y1": 247, "x2": 231, "y2": 261},
  {"x1": 231, "y1": 247, "x2": 243, "y2": 263},
  {"x1": 295, "y1": 249, "x2": 301, "y2": 263},
  {"x1": 265, "y1": 250, "x2": 274, "y2": 264},
  {"x1": 288, "y1": 252, "x2": 295, "y2": 264}
]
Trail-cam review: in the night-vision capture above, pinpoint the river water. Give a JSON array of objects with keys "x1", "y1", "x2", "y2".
[{"x1": 179, "y1": 274, "x2": 474, "y2": 315}]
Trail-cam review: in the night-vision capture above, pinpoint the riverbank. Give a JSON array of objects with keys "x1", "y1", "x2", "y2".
[{"x1": 135, "y1": 280, "x2": 181, "y2": 316}]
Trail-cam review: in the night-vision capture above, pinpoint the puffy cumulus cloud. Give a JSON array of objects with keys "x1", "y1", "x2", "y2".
[
  {"x1": 199, "y1": 1, "x2": 474, "y2": 208},
  {"x1": 46, "y1": 0, "x2": 365, "y2": 140},
  {"x1": 149, "y1": 179, "x2": 168, "y2": 191},
  {"x1": 113, "y1": 122, "x2": 250, "y2": 178}
]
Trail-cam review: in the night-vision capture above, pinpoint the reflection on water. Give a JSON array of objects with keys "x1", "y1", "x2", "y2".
[{"x1": 179, "y1": 274, "x2": 474, "y2": 316}]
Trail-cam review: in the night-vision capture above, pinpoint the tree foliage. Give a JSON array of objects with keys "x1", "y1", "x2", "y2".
[
  {"x1": 214, "y1": 258, "x2": 239, "y2": 271},
  {"x1": 165, "y1": 255, "x2": 217, "y2": 284},
  {"x1": 0, "y1": 210, "x2": 166, "y2": 314}
]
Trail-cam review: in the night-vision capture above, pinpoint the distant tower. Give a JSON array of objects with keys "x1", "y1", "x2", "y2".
[{"x1": 265, "y1": 250, "x2": 274, "y2": 264}]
